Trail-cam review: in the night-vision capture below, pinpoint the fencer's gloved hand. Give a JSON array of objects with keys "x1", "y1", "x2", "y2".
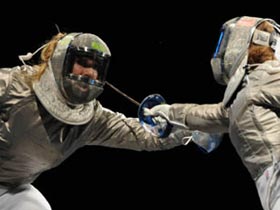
[
  {"x1": 144, "y1": 104, "x2": 188, "y2": 130},
  {"x1": 143, "y1": 104, "x2": 190, "y2": 138},
  {"x1": 141, "y1": 104, "x2": 172, "y2": 138},
  {"x1": 143, "y1": 104, "x2": 171, "y2": 118},
  {"x1": 138, "y1": 94, "x2": 190, "y2": 140}
]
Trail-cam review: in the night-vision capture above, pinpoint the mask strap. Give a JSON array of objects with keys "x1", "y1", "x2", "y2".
[{"x1": 18, "y1": 44, "x2": 48, "y2": 65}]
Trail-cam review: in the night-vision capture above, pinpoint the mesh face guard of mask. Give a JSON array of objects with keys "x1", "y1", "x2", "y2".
[
  {"x1": 210, "y1": 16, "x2": 280, "y2": 85},
  {"x1": 51, "y1": 33, "x2": 111, "y2": 105}
]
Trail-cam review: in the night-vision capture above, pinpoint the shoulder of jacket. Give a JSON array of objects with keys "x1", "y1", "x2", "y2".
[{"x1": 0, "y1": 65, "x2": 34, "y2": 98}]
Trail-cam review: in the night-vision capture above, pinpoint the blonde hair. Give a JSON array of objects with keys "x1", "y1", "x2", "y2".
[
  {"x1": 248, "y1": 21, "x2": 276, "y2": 64},
  {"x1": 32, "y1": 32, "x2": 66, "y2": 80}
]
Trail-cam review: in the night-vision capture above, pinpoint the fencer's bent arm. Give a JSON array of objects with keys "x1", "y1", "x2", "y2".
[{"x1": 168, "y1": 102, "x2": 229, "y2": 133}]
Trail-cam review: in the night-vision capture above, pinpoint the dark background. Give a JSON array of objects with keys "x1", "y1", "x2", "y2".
[{"x1": 1, "y1": 3, "x2": 278, "y2": 210}]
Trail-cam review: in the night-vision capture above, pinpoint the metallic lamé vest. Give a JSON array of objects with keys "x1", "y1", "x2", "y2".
[
  {"x1": 229, "y1": 60, "x2": 280, "y2": 180},
  {"x1": 0, "y1": 66, "x2": 189, "y2": 187},
  {"x1": 168, "y1": 60, "x2": 280, "y2": 180}
]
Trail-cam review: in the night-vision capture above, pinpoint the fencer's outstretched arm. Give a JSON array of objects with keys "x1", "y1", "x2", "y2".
[
  {"x1": 84, "y1": 103, "x2": 192, "y2": 151},
  {"x1": 150, "y1": 102, "x2": 229, "y2": 134}
]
